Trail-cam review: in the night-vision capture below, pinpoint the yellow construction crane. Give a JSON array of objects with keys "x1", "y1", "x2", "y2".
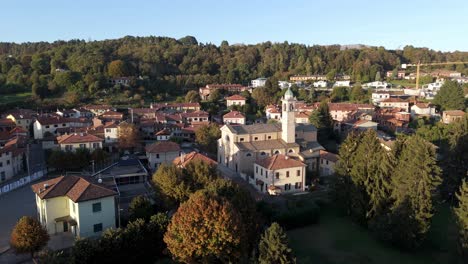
[{"x1": 401, "y1": 61, "x2": 468, "y2": 89}]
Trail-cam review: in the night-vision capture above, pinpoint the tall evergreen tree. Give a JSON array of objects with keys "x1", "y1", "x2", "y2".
[
  {"x1": 308, "y1": 101, "x2": 333, "y2": 143},
  {"x1": 433, "y1": 80, "x2": 465, "y2": 110},
  {"x1": 258, "y1": 222, "x2": 296, "y2": 264},
  {"x1": 454, "y1": 180, "x2": 468, "y2": 260}
]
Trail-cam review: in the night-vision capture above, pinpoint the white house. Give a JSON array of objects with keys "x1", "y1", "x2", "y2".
[
  {"x1": 266, "y1": 105, "x2": 282, "y2": 120},
  {"x1": 278, "y1": 81, "x2": 292, "y2": 89},
  {"x1": 410, "y1": 103, "x2": 437, "y2": 118},
  {"x1": 226, "y1": 94, "x2": 246, "y2": 107},
  {"x1": 333, "y1": 80, "x2": 350, "y2": 87},
  {"x1": 31, "y1": 175, "x2": 117, "y2": 238},
  {"x1": 155, "y1": 129, "x2": 172, "y2": 141},
  {"x1": 145, "y1": 141, "x2": 181, "y2": 171},
  {"x1": 371, "y1": 92, "x2": 391, "y2": 105},
  {"x1": 223, "y1": 111, "x2": 246, "y2": 125},
  {"x1": 57, "y1": 133, "x2": 104, "y2": 152},
  {"x1": 104, "y1": 123, "x2": 119, "y2": 144},
  {"x1": 253, "y1": 154, "x2": 306, "y2": 195},
  {"x1": 33, "y1": 116, "x2": 92, "y2": 140},
  {"x1": 424, "y1": 81, "x2": 444, "y2": 91},
  {"x1": 313, "y1": 80, "x2": 328, "y2": 88},
  {"x1": 363, "y1": 81, "x2": 388, "y2": 89},
  {"x1": 251, "y1": 78, "x2": 267, "y2": 88},
  {"x1": 379, "y1": 98, "x2": 410, "y2": 112}
]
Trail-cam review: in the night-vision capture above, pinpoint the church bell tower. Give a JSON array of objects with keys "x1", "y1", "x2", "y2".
[{"x1": 281, "y1": 87, "x2": 296, "y2": 143}]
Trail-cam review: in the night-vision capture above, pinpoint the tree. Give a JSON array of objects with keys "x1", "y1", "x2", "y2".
[
  {"x1": 454, "y1": 180, "x2": 468, "y2": 260},
  {"x1": 10, "y1": 216, "x2": 49, "y2": 258},
  {"x1": 258, "y1": 222, "x2": 296, "y2": 264},
  {"x1": 118, "y1": 122, "x2": 140, "y2": 151},
  {"x1": 195, "y1": 123, "x2": 221, "y2": 155},
  {"x1": 252, "y1": 87, "x2": 274, "y2": 107},
  {"x1": 350, "y1": 84, "x2": 366, "y2": 102},
  {"x1": 152, "y1": 163, "x2": 191, "y2": 204},
  {"x1": 128, "y1": 195, "x2": 153, "y2": 221},
  {"x1": 389, "y1": 136, "x2": 442, "y2": 249},
  {"x1": 185, "y1": 90, "x2": 200, "y2": 103},
  {"x1": 108, "y1": 60, "x2": 128, "y2": 78},
  {"x1": 208, "y1": 88, "x2": 221, "y2": 102},
  {"x1": 433, "y1": 80, "x2": 465, "y2": 111},
  {"x1": 308, "y1": 101, "x2": 333, "y2": 143},
  {"x1": 330, "y1": 86, "x2": 349, "y2": 102},
  {"x1": 164, "y1": 192, "x2": 246, "y2": 263},
  {"x1": 30, "y1": 53, "x2": 50, "y2": 75},
  {"x1": 375, "y1": 71, "x2": 382, "y2": 81}
]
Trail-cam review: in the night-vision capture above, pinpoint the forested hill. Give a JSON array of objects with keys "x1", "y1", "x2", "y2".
[{"x1": 1, "y1": 35, "x2": 467, "y2": 104}]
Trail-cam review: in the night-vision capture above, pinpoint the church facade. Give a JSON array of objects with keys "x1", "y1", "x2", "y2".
[{"x1": 218, "y1": 88, "x2": 324, "y2": 176}]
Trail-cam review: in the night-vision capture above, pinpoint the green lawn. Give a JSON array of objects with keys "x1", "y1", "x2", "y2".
[
  {"x1": 0, "y1": 92, "x2": 32, "y2": 104},
  {"x1": 288, "y1": 204, "x2": 460, "y2": 264}
]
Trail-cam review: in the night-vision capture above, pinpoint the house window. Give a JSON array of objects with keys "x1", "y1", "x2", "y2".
[
  {"x1": 246, "y1": 153, "x2": 252, "y2": 157},
  {"x1": 79, "y1": 144, "x2": 86, "y2": 149},
  {"x1": 274, "y1": 150, "x2": 280, "y2": 154},
  {"x1": 275, "y1": 172, "x2": 280, "y2": 179},
  {"x1": 321, "y1": 159, "x2": 323, "y2": 164},
  {"x1": 92, "y1": 143, "x2": 99, "y2": 148},
  {"x1": 255, "y1": 166, "x2": 258, "y2": 173},
  {"x1": 0, "y1": 172, "x2": 5, "y2": 181},
  {"x1": 54, "y1": 124, "x2": 58, "y2": 127},
  {"x1": 254, "y1": 137, "x2": 258, "y2": 141},
  {"x1": 45, "y1": 125, "x2": 50, "y2": 129},
  {"x1": 288, "y1": 149, "x2": 294, "y2": 153},
  {"x1": 92, "y1": 202, "x2": 102, "y2": 213},
  {"x1": 297, "y1": 170, "x2": 300, "y2": 176},
  {"x1": 286, "y1": 171, "x2": 290, "y2": 178},
  {"x1": 0, "y1": 162, "x2": 2, "y2": 167},
  {"x1": 267, "y1": 136, "x2": 271, "y2": 139},
  {"x1": 156, "y1": 154, "x2": 160, "y2": 159},
  {"x1": 295, "y1": 182, "x2": 302, "y2": 189},
  {"x1": 65, "y1": 145, "x2": 72, "y2": 151},
  {"x1": 326, "y1": 160, "x2": 329, "y2": 165},
  {"x1": 62, "y1": 124, "x2": 66, "y2": 127},
  {"x1": 93, "y1": 223, "x2": 103, "y2": 233},
  {"x1": 6, "y1": 160, "x2": 10, "y2": 165},
  {"x1": 284, "y1": 183, "x2": 291, "y2": 191},
  {"x1": 106, "y1": 129, "x2": 111, "y2": 133},
  {"x1": 239, "y1": 137, "x2": 244, "y2": 142},
  {"x1": 260, "y1": 152, "x2": 266, "y2": 156},
  {"x1": 260, "y1": 168, "x2": 263, "y2": 176}
]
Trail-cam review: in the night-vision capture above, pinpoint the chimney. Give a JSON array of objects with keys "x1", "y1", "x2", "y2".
[{"x1": 285, "y1": 156, "x2": 289, "y2": 160}]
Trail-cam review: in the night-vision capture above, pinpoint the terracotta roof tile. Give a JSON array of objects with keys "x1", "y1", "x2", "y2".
[
  {"x1": 223, "y1": 111, "x2": 245, "y2": 119},
  {"x1": 57, "y1": 133, "x2": 103, "y2": 144},
  {"x1": 255, "y1": 154, "x2": 305, "y2": 170},
  {"x1": 225, "y1": 94, "x2": 246, "y2": 101},
  {"x1": 443, "y1": 110, "x2": 465, "y2": 116},
  {"x1": 319, "y1": 150, "x2": 338, "y2": 163},
  {"x1": 146, "y1": 141, "x2": 181, "y2": 153},
  {"x1": 173, "y1": 151, "x2": 217, "y2": 167}
]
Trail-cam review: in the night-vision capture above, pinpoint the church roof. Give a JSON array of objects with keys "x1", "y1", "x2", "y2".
[
  {"x1": 226, "y1": 123, "x2": 281, "y2": 135},
  {"x1": 235, "y1": 139, "x2": 299, "y2": 152},
  {"x1": 284, "y1": 87, "x2": 294, "y2": 99}
]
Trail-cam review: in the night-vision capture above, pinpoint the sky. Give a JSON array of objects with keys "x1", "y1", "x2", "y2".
[{"x1": 1, "y1": 0, "x2": 467, "y2": 52}]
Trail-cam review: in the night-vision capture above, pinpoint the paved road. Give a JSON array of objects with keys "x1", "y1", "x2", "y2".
[{"x1": 0, "y1": 183, "x2": 36, "y2": 250}]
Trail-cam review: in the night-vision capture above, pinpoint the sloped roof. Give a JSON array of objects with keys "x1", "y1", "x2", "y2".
[
  {"x1": 319, "y1": 150, "x2": 338, "y2": 163},
  {"x1": 255, "y1": 154, "x2": 305, "y2": 170},
  {"x1": 443, "y1": 110, "x2": 465, "y2": 116},
  {"x1": 225, "y1": 94, "x2": 246, "y2": 101},
  {"x1": 57, "y1": 133, "x2": 103, "y2": 144},
  {"x1": 226, "y1": 123, "x2": 281, "y2": 134},
  {"x1": 146, "y1": 141, "x2": 181, "y2": 153},
  {"x1": 31, "y1": 175, "x2": 116, "y2": 203},
  {"x1": 223, "y1": 111, "x2": 245, "y2": 119},
  {"x1": 173, "y1": 151, "x2": 217, "y2": 167}
]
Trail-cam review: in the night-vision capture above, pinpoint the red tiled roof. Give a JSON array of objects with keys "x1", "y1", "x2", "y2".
[
  {"x1": 57, "y1": 133, "x2": 103, "y2": 144},
  {"x1": 328, "y1": 103, "x2": 374, "y2": 111},
  {"x1": 146, "y1": 141, "x2": 181, "y2": 153},
  {"x1": 31, "y1": 175, "x2": 116, "y2": 202},
  {"x1": 173, "y1": 151, "x2": 217, "y2": 167},
  {"x1": 414, "y1": 103, "x2": 432, "y2": 109},
  {"x1": 319, "y1": 150, "x2": 338, "y2": 163},
  {"x1": 256, "y1": 154, "x2": 305, "y2": 170},
  {"x1": 381, "y1": 98, "x2": 408, "y2": 103},
  {"x1": 155, "y1": 128, "x2": 171, "y2": 136},
  {"x1": 443, "y1": 110, "x2": 465, "y2": 116},
  {"x1": 223, "y1": 111, "x2": 245, "y2": 119},
  {"x1": 5, "y1": 109, "x2": 36, "y2": 119},
  {"x1": 101, "y1": 110, "x2": 123, "y2": 117},
  {"x1": 225, "y1": 94, "x2": 246, "y2": 101}
]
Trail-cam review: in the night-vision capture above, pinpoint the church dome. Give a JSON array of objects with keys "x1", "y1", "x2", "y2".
[{"x1": 284, "y1": 87, "x2": 294, "y2": 100}]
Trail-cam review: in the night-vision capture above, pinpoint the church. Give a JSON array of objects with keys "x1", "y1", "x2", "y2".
[{"x1": 218, "y1": 88, "x2": 324, "y2": 176}]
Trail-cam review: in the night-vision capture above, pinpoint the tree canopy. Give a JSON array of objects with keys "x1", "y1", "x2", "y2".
[
  {"x1": 258, "y1": 222, "x2": 296, "y2": 264},
  {"x1": 433, "y1": 80, "x2": 465, "y2": 111},
  {"x1": 10, "y1": 216, "x2": 49, "y2": 258}
]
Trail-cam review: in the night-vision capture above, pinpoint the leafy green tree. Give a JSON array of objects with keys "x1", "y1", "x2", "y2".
[
  {"x1": 433, "y1": 80, "x2": 465, "y2": 110},
  {"x1": 454, "y1": 180, "x2": 468, "y2": 260},
  {"x1": 195, "y1": 123, "x2": 221, "y2": 154},
  {"x1": 350, "y1": 84, "x2": 365, "y2": 102},
  {"x1": 152, "y1": 163, "x2": 191, "y2": 204},
  {"x1": 30, "y1": 53, "x2": 50, "y2": 74},
  {"x1": 375, "y1": 71, "x2": 381, "y2": 81},
  {"x1": 252, "y1": 87, "x2": 273, "y2": 107},
  {"x1": 258, "y1": 222, "x2": 296, "y2": 264},
  {"x1": 185, "y1": 90, "x2": 200, "y2": 103},
  {"x1": 164, "y1": 192, "x2": 246, "y2": 263},
  {"x1": 10, "y1": 216, "x2": 49, "y2": 258},
  {"x1": 330, "y1": 86, "x2": 349, "y2": 102},
  {"x1": 128, "y1": 195, "x2": 153, "y2": 221},
  {"x1": 208, "y1": 88, "x2": 221, "y2": 102},
  {"x1": 108, "y1": 60, "x2": 128, "y2": 78},
  {"x1": 308, "y1": 101, "x2": 333, "y2": 143}
]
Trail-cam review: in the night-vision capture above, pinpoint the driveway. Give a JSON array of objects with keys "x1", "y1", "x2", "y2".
[{"x1": 0, "y1": 184, "x2": 36, "y2": 251}]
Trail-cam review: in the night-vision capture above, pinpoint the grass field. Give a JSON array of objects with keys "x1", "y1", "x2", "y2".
[
  {"x1": 288, "y1": 204, "x2": 460, "y2": 264},
  {"x1": 0, "y1": 92, "x2": 32, "y2": 104}
]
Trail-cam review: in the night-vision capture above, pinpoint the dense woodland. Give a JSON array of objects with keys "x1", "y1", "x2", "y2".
[{"x1": 1, "y1": 35, "x2": 468, "y2": 106}]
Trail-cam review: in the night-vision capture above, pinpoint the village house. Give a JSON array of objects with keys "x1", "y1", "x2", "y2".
[
  {"x1": 379, "y1": 98, "x2": 410, "y2": 112},
  {"x1": 333, "y1": 80, "x2": 351, "y2": 87},
  {"x1": 104, "y1": 122, "x2": 119, "y2": 144},
  {"x1": 0, "y1": 137, "x2": 26, "y2": 182},
  {"x1": 410, "y1": 103, "x2": 437, "y2": 118},
  {"x1": 145, "y1": 141, "x2": 181, "y2": 171},
  {"x1": 295, "y1": 111, "x2": 311, "y2": 124},
  {"x1": 101, "y1": 110, "x2": 124, "y2": 121},
  {"x1": 223, "y1": 111, "x2": 246, "y2": 125},
  {"x1": 362, "y1": 81, "x2": 389, "y2": 89},
  {"x1": 33, "y1": 116, "x2": 92, "y2": 140},
  {"x1": 84, "y1": 105, "x2": 116, "y2": 116},
  {"x1": 182, "y1": 111, "x2": 209, "y2": 123},
  {"x1": 253, "y1": 154, "x2": 306, "y2": 195},
  {"x1": 57, "y1": 133, "x2": 104, "y2": 152},
  {"x1": 375, "y1": 108, "x2": 411, "y2": 133},
  {"x1": 313, "y1": 80, "x2": 328, "y2": 88},
  {"x1": 319, "y1": 150, "x2": 338, "y2": 177},
  {"x1": 442, "y1": 110, "x2": 465, "y2": 124},
  {"x1": 5, "y1": 109, "x2": 36, "y2": 132},
  {"x1": 109, "y1": 77, "x2": 132, "y2": 86},
  {"x1": 251, "y1": 78, "x2": 267, "y2": 88},
  {"x1": 371, "y1": 91, "x2": 391, "y2": 105},
  {"x1": 31, "y1": 175, "x2": 117, "y2": 238},
  {"x1": 155, "y1": 128, "x2": 172, "y2": 141},
  {"x1": 226, "y1": 94, "x2": 246, "y2": 107},
  {"x1": 265, "y1": 105, "x2": 282, "y2": 120},
  {"x1": 198, "y1": 84, "x2": 248, "y2": 100},
  {"x1": 328, "y1": 103, "x2": 375, "y2": 122},
  {"x1": 290, "y1": 75, "x2": 327, "y2": 82}
]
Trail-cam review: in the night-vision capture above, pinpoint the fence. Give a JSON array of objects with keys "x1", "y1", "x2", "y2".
[{"x1": 0, "y1": 170, "x2": 47, "y2": 196}]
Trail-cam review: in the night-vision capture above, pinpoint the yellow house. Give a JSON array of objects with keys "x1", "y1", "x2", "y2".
[
  {"x1": 57, "y1": 133, "x2": 104, "y2": 152},
  {"x1": 31, "y1": 175, "x2": 117, "y2": 238}
]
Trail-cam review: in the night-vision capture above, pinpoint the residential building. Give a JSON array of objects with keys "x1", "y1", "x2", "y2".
[
  {"x1": 295, "y1": 111, "x2": 311, "y2": 124},
  {"x1": 146, "y1": 141, "x2": 181, "y2": 170},
  {"x1": 278, "y1": 81, "x2": 292, "y2": 89},
  {"x1": 101, "y1": 111, "x2": 124, "y2": 121},
  {"x1": 442, "y1": 110, "x2": 465, "y2": 124},
  {"x1": 328, "y1": 103, "x2": 375, "y2": 122},
  {"x1": 199, "y1": 84, "x2": 248, "y2": 100},
  {"x1": 410, "y1": 103, "x2": 437, "y2": 118},
  {"x1": 33, "y1": 116, "x2": 92, "y2": 140},
  {"x1": 289, "y1": 75, "x2": 326, "y2": 82},
  {"x1": 319, "y1": 150, "x2": 338, "y2": 177},
  {"x1": 104, "y1": 122, "x2": 119, "y2": 144},
  {"x1": 173, "y1": 151, "x2": 217, "y2": 168},
  {"x1": 226, "y1": 94, "x2": 246, "y2": 107},
  {"x1": 379, "y1": 98, "x2": 410, "y2": 112},
  {"x1": 333, "y1": 80, "x2": 350, "y2": 87},
  {"x1": 94, "y1": 158, "x2": 148, "y2": 185},
  {"x1": 155, "y1": 129, "x2": 171, "y2": 141},
  {"x1": 253, "y1": 154, "x2": 306, "y2": 195},
  {"x1": 31, "y1": 175, "x2": 117, "y2": 238},
  {"x1": 362, "y1": 81, "x2": 389, "y2": 89},
  {"x1": 251, "y1": 78, "x2": 268, "y2": 88},
  {"x1": 371, "y1": 91, "x2": 391, "y2": 104},
  {"x1": 5, "y1": 109, "x2": 36, "y2": 132},
  {"x1": 313, "y1": 80, "x2": 328, "y2": 88},
  {"x1": 223, "y1": 111, "x2": 246, "y2": 125},
  {"x1": 84, "y1": 105, "x2": 116, "y2": 116},
  {"x1": 0, "y1": 138, "x2": 25, "y2": 182},
  {"x1": 265, "y1": 105, "x2": 282, "y2": 120},
  {"x1": 109, "y1": 77, "x2": 132, "y2": 86},
  {"x1": 57, "y1": 133, "x2": 104, "y2": 152}
]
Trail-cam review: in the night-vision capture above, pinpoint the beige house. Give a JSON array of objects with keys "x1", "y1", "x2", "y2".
[
  {"x1": 223, "y1": 111, "x2": 246, "y2": 124},
  {"x1": 253, "y1": 154, "x2": 306, "y2": 195},
  {"x1": 31, "y1": 175, "x2": 117, "y2": 238},
  {"x1": 379, "y1": 98, "x2": 410, "y2": 112},
  {"x1": 319, "y1": 150, "x2": 338, "y2": 176},
  {"x1": 226, "y1": 94, "x2": 246, "y2": 107},
  {"x1": 329, "y1": 103, "x2": 375, "y2": 122},
  {"x1": 410, "y1": 103, "x2": 437, "y2": 118},
  {"x1": 57, "y1": 133, "x2": 103, "y2": 152},
  {"x1": 146, "y1": 141, "x2": 181, "y2": 171},
  {"x1": 442, "y1": 110, "x2": 465, "y2": 124}
]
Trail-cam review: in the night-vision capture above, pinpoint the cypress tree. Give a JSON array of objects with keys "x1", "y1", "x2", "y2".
[
  {"x1": 454, "y1": 180, "x2": 468, "y2": 260},
  {"x1": 258, "y1": 222, "x2": 295, "y2": 264}
]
